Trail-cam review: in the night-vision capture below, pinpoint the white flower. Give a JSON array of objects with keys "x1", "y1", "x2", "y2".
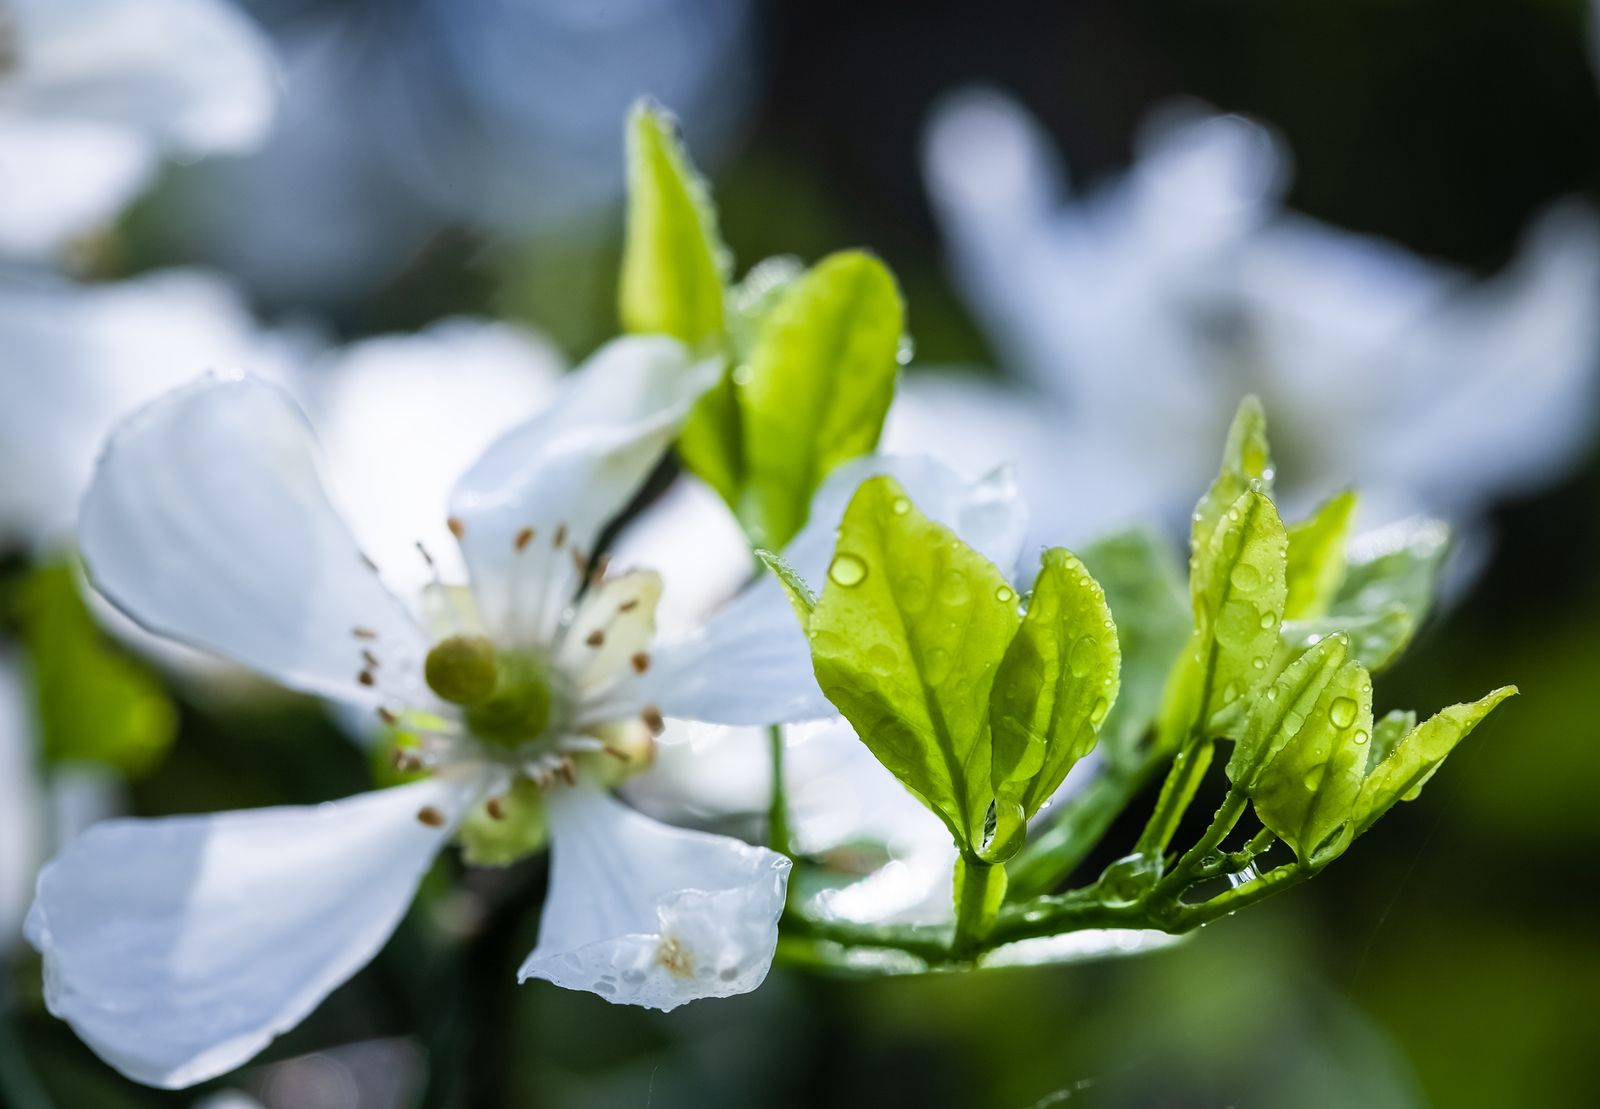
[
  {"x1": 27, "y1": 338, "x2": 824, "y2": 1089},
  {"x1": 0, "y1": 0, "x2": 277, "y2": 259},
  {"x1": 901, "y1": 88, "x2": 1600, "y2": 546}
]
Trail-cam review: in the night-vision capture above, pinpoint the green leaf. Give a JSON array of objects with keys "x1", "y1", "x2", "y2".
[
  {"x1": 735, "y1": 251, "x2": 904, "y2": 549},
  {"x1": 1284, "y1": 490, "x2": 1357, "y2": 620},
  {"x1": 1352, "y1": 686, "x2": 1516, "y2": 836},
  {"x1": 1191, "y1": 395, "x2": 1273, "y2": 565},
  {"x1": 1189, "y1": 490, "x2": 1288, "y2": 726},
  {"x1": 1078, "y1": 529, "x2": 1190, "y2": 769},
  {"x1": 989, "y1": 549, "x2": 1121, "y2": 839},
  {"x1": 728, "y1": 255, "x2": 806, "y2": 358},
  {"x1": 1227, "y1": 632, "x2": 1351, "y2": 789},
  {"x1": 1366, "y1": 708, "x2": 1418, "y2": 770},
  {"x1": 618, "y1": 99, "x2": 728, "y2": 346},
  {"x1": 16, "y1": 561, "x2": 176, "y2": 777},
  {"x1": 1307, "y1": 517, "x2": 1450, "y2": 670},
  {"x1": 755, "y1": 547, "x2": 817, "y2": 626},
  {"x1": 807, "y1": 476, "x2": 1020, "y2": 850},
  {"x1": 1248, "y1": 656, "x2": 1373, "y2": 868}
]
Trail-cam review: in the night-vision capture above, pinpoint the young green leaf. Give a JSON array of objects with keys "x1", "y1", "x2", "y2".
[
  {"x1": 618, "y1": 99, "x2": 729, "y2": 346},
  {"x1": 16, "y1": 561, "x2": 176, "y2": 776},
  {"x1": 1190, "y1": 489, "x2": 1288, "y2": 726},
  {"x1": 1365, "y1": 708, "x2": 1418, "y2": 770},
  {"x1": 1191, "y1": 395, "x2": 1273, "y2": 564},
  {"x1": 1078, "y1": 529, "x2": 1189, "y2": 769},
  {"x1": 1282, "y1": 608, "x2": 1416, "y2": 672},
  {"x1": 807, "y1": 476, "x2": 1021, "y2": 850},
  {"x1": 1351, "y1": 686, "x2": 1516, "y2": 836},
  {"x1": 1248, "y1": 656, "x2": 1373, "y2": 869},
  {"x1": 989, "y1": 548, "x2": 1121, "y2": 841},
  {"x1": 1284, "y1": 490, "x2": 1357, "y2": 620},
  {"x1": 1227, "y1": 632, "x2": 1351, "y2": 789},
  {"x1": 735, "y1": 251, "x2": 904, "y2": 549},
  {"x1": 755, "y1": 548, "x2": 817, "y2": 626},
  {"x1": 1302, "y1": 517, "x2": 1450, "y2": 670}
]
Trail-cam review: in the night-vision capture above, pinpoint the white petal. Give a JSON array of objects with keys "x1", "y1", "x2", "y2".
[
  {"x1": 449, "y1": 336, "x2": 717, "y2": 647},
  {"x1": 559, "y1": 570, "x2": 662, "y2": 698},
  {"x1": 0, "y1": 660, "x2": 42, "y2": 950},
  {"x1": 25, "y1": 775, "x2": 484, "y2": 1089},
  {"x1": 520, "y1": 785, "x2": 789, "y2": 1012},
  {"x1": 635, "y1": 454, "x2": 1029, "y2": 726},
  {"x1": 6, "y1": 0, "x2": 278, "y2": 153},
  {"x1": 78, "y1": 375, "x2": 428, "y2": 708},
  {"x1": 0, "y1": 118, "x2": 153, "y2": 258},
  {"x1": 302, "y1": 318, "x2": 565, "y2": 600},
  {"x1": 0, "y1": 269, "x2": 301, "y2": 547}
]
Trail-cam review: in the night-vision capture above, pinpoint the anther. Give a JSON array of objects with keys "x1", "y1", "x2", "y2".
[
  {"x1": 618, "y1": 599, "x2": 639, "y2": 613},
  {"x1": 361, "y1": 649, "x2": 380, "y2": 669},
  {"x1": 603, "y1": 744, "x2": 628, "y2": 760},
  {"x1": 589, "y1": 553, "x2": 611, "y2": 583},
  {"x1": 557, "y1": 757, "x2": 577, "y2": 786},
  {"x1": 447, "y1": 516, "x2": 465, "y2": 539},
  {"x1": 358, "y1": 670, "x2": 376, "y2": 687},
  {"x1": 641, "y1": 706, "x2": 665, "y2": 735},
  {"x1": 376, "y1": 706, "x2": 399, "y2": 725},
  {"x1": 352, "y1": 626, "x2": 378, "y2": 640},
  {"x1": 631, "y1": 652, "x2": 650, "y2": 673},
  {"x1": 416, "y1": 806, "x2": 446, "y2": 827},
  {"x1": 570, "y1": 548, "x2": 588, "y2": 576},
  {"x1": 553, "y1": 523, "x2": 568, "y2": 549},
  {"x1": 392, "y1": 749, "x2": 422, "y2": 773},
  {"x1": 514, "y1": 526, "x2": 535, "y2": 552},
  {"x1": 485, "y1": 796, "x2": 506, "y2": 821},
  {"x1": 585, "y1": 629, "x2": 606, "y2": 648}
]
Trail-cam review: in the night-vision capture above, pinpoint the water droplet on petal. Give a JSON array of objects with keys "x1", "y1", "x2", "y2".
[
  {"x1": 1329, "y1": 696, "x2": 1358, "y2": 728},
  {"x1": 829, "y1": 553, "x2": 867, "y2": 587}
]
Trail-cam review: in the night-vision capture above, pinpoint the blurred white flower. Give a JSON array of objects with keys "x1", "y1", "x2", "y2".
[
  {"x1": 28, "y1": 339, "x2": 831, "y2": 1087},
  {"x1": 899, "y1": 88, "x2": 1600, "y2": 548},
  {"x1": 0, "y1": 0, "x2": 277, "y2": 259},
  {"x1": 160, "y1": 0, "x2": 757, "y2": 305}
]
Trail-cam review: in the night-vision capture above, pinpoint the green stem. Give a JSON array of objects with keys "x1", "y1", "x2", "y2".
[
  {"x1": 781, "y1": 910, "x2": 953, "y2": 964},
  {"x1": 766, "y1": 723, "x2": 791, "y2": 856},
  {"x1": 951, "y1": 855, "x2": 1005, "y2": 959},
  {"x1": 1007, "y1": 761, "x2": 1156, "y2": 898},
  {"x1": 1149, "y1": 789, "x2": 1249, "y2": 904}
]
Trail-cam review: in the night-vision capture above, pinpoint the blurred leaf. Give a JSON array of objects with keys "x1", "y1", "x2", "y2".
[
  {"x1": 1284, "y1": 490, "x2": 1357, "y2": 620},
  {"x1": 618, "y1": 99, "x2": 728, "y2": 346},
  {"x1": 16, "y1": 561, "x2": 175, "y2": 777},
  {"x1": 734, "y1": 251, "x2": 904, "y2": 549},
  {"x1": 990, "y1": 548, "x2": 1120, "y2": 842},
  {"x1": 1248, "y1": 656, "x2": 1372, "y2": 868},
  {"x1": 1079, "y1": 528, "x2": 1190, "y2": 768},
  {"x1": 1282, "y1": 608, "x2": 1416, "y2": 672},
  {"x1": 1367, "y1": 708, "x2": 1418, "y2": 769},
  {"x1": 1353, "y1": 686, "x2": 1516, "y2": 836},
  {"x1": 807, "y1": 476, "x2": 1019, "y2": 850},
  {"x1": 1306, "y1": 517, "x2": 1450, "y2": 671},
  {"x1": 727, "y1": 254, "x2": 806, "y2": 358}
]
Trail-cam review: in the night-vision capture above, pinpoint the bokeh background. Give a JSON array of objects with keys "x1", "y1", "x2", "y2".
[{"x1": 6, "y1": 1, "x2": 1600, "y2": 1106}]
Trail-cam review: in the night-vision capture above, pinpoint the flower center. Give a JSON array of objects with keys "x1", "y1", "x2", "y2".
[{"x1": 424, "y1": 635, "x2": 569, "y2": 751}]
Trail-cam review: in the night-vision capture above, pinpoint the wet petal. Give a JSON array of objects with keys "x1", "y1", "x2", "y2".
[
  {"x1": 79, "y1": 375, "x2": 428, "y2": 708},
  {"x1": 25, "y1": 775, "x2": 485, "y2": 1089},
  {"x1": 559, "y1": 571, "x2": 662, "y2": 698},
  {"x1": 520, "y1": 785, "x2": 789, "y2": 1012},
  {"x1": 449, "y1": 336, "x2": 717, "y2": 648},
  {"x1": 634, "y1": 455, "x2": 1029, "y2": 725}
]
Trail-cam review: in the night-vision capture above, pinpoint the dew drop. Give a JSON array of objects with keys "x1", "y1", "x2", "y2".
[
  {"x1": 1089, "y1": 696, "x2": 1110, "y2": 725},
  {"x1": 1329, "y1": 696, "x2": 1358, "y2": 728},
  {"x1": 939, "y1": 573, "x2": 971, "y2": 606},
  {"x1": 891, "y1": 496, "x2": 911, "y2": 516},
  {"x1": 1221, "y1": 681, "x2": 1241, "y2": 704},
  {"x1": 867, "y1": 643, "x2": 899, "y2": 677},
  {"x1": 1353, "y1": 729, "x2": 1370, "y2": 745},
  {"x1": 1258, "y1": 611, "x2": 1275, "y2": 629},
  {"x1": 829, "y1": 553, "x2": 867, "y2": 587},
  {"x1": 995, "y1": 585, "x2": 1016, "y2": 605},
  {"x1": 1069, "y1": 636, "x2": 1098, "y2": 677},
  {"x1": 1302, "y1": 764, "x2": 1326, "y2": 792},
  {"x1": 1230, "y1": 562, "x2": 1261, "y2": 590},
  {"x1": 731, "y1": 364, "x2": 754, "y2": 386},
  {"x1": 1251, "y1": 657, "x2": 1266, "y2": 671},
  {"x1": 1265, "y1": 686, "x2": 1280, "y2": 701}
]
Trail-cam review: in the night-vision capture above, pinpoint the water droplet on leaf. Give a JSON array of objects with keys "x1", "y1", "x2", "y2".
[{"x1": 829, "y1": 554, "x2": 867, "y2": 587}]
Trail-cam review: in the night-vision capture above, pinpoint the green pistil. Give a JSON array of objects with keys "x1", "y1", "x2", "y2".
[{"x1": 464, "y1": 650, "x2": 558, "y2": 749}]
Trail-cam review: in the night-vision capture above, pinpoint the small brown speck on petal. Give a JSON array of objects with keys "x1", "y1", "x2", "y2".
[
  {"x1": 416, "y1": 806, "x2": 446, "y2": 827},
  {"x1": 585, "y1": 629, "x2": 606, "y2": 648},
  {"x1": 485, "y1": 797, "x2": 506, "y2": 821},
  {"x1": 514, "y1": 526, "x2": 535, "y2": 551},
  {"x1": 641, "y1": 706, "x2": 665, "y2": 735},
  {"x1": 447, "y1": 516, "x2": 465, "y2": 539},
  {"x1": 631, "y1": 652, "x2": 650, "y2": 673}
]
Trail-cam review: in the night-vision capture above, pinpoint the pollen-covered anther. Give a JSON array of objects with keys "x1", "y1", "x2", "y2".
[
  {"x1": 447, "y1": 516, "x2": 465, "y2": 539},
  {"x1": 485, "y1": 796, "x2": 506, "y2": 821},
  {"x1": 553, "y1": 523, "x2": 568, "y2": 549},
  {"x1": 514, "y1": 526, "x2": 535, "y2": 552},
  {"x1": 392, "y1": 748, "x2": 423, "y2": 773},
  {"x1": 416, "y1": 806, "x2": 446, "y2": 828},
  {"x1": 655, "y1": 937, "x2": 695, "y2": 978},
  {"x1": 557, "y1": 756, "x2": 577, "y2": 786},
  {"x1": 641, "y1": 706, "x2": 665, "y2": 735},
  {"x1": 351, "y1": 626, "x2": 377, "y2": 640},
  {"x1": 376, "y1": 707, "x2": 399, "y2": 726},
  {"x1": 630, "y1": 651, "x2": 650, "y2": 674},
  {"x1": 618, "y1": 598, "x2": 639, "y2": 613},
  {"x1": 357, "y1": 670, "x2": 376, "y2": 687},
  {"x1": 585, "y1": 629, "x2": 606, "y2": 648}
]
